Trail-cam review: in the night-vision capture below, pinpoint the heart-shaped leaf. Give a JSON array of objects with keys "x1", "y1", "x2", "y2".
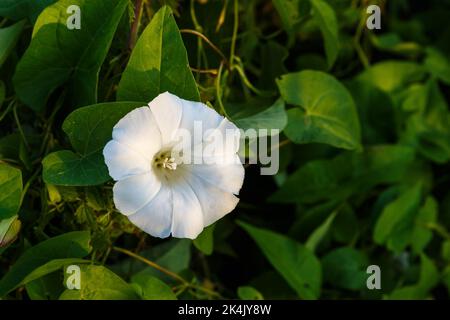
[
  {"x1": 117, "y1": 6, "x2": 199, "y2": 102},
  {"x1": 13, "y1": 0, "x2": 128, "y2": 112},
  {"x1": 277, "y1": 70, "x2": 361, "y2": 150},
  {"x1": 42, "y1": 102, "x2": 143, "y2": 186}
]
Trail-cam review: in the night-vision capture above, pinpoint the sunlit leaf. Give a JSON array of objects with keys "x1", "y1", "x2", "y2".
[
  {"x1": 117, "y1": 6, "x2": 199, "y2": 102},
  {"x1": 13, "y1": 0, "x2": 129, "y2": 111},
  {"x1": 277, "y1": 71, "x2": 361, "y2": 150}
]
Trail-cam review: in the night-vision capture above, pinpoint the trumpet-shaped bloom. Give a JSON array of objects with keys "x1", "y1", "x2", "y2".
[{"x1": 103, "y1": 92, "x2": 244, "y2": 239}]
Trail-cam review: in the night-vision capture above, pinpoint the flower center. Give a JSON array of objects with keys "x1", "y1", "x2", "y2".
[{"x1": 153, "y1": 151, "x2": 178, "y2": 171}]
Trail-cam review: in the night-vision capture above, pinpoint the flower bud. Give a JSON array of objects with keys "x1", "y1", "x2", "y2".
[{"x1": 0, "y1": 215, "x2": 21, "y2": 248}]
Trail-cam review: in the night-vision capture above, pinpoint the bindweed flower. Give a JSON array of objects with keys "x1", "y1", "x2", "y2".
[{"x1": 103, "y1": 92, "x2": 244, "y2": 239}]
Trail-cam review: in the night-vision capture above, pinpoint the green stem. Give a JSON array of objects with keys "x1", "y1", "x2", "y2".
[
  {"x1": 229, "y1": 0, "x2": 239, "y2": 65},
  {"x1": 215, "y1": 61, "x2": 229, "y2": 118},
  {"x1": 0, "y1": 100, "x2": 15, "y2": 123},
  {"x1": 129, "y1": 0, "x2": 144, "y2": 50},
  {"x1": 13, "y1": 103, "x2": 30, "y2": 151},
  {"x1": 180, "y1": 29, "x2": 229, "y2": 65},
  {"x1": 112, "y1": 246, "x2": 188, "y2": 285},
  {"x1": 427, "y1": 223, "x2": 450, "y2": 241}
]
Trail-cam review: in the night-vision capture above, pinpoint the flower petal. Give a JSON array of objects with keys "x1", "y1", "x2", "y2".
[
  {"x1": 112, "y1": 106, "x2": 162, "y2": 160},
  {"x1": 183, "y1": 169, "x2": 239, "y2": 226},
  {"x1": 113, "y1": 172, "x2": 161, "y2": 216},
  {"x1": 178, "y1": 99, "x2": 224, "y2": 134},
  {"x1": 103, "y1": 140, "x2": 150, "y2": 181},
  {"x1": 148, "y1": 92, "x2": 183, "y2": 146},
  {"x1": 201, "y1": 118, "x2": 241, "y2": 157},
  {"x1": 127, "y1": 185, "x2": 173, "y2": 238},
  {"x1": 171, "y1": 177, "x2": 204, "y2": 239},
  {"x1": 185, "y1": 157, "x2": 245, "y2": 195}
]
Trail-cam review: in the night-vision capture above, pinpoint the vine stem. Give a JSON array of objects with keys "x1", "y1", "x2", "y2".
[
  {"x1": 229, "y1": 0, "x2": 239, "y2": 64},
  {"x1": 180, "y1": 29, "x2": 229, "y2": 66},
  {"x1": 112, "y1": 246, "x2": 224, "y2": 298},
  {"x1": 13, "y1": 103, "x2": 30, "y2": 151},
  {"x1": 215, "y1": 61, "x2": 229, "y2": 118},
  {"x1": 354, "y1": 5, "x2": 370, "y2": 69},
  {"x1": 129, "y1": 0, "x2": 145, "y2": 50},
  {"x1": 112, "y1": 246, "x2": 187, "y2": 284}
]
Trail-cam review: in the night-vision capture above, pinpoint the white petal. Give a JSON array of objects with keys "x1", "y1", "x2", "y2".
[
  {"x1": 200, "y1": 118, "x2": 241, "y2": 159},
  {"x1": 178, "y1": 99, "x2": 224, "y2": 133},
  {"x1": 171, "y1": 178, "x2": 204, "y2": 239},
  {"x1": 183, "y1": 169, "x2": 240, "y2": 226},
  {"x1": 103, "y1": 140, "x2": 150, "y2": 181},
  {"x1": 113, "y1": 172, "x2": 161, "y2": 216},
  {"x1": 148, "y1": 92, "x2": 182, "y2": 146},
  {"x1": 185, "y1": 158, "x2": 245, "y2": 195},
  {"x1": 112, "y1": 106, "x2": 162, "y2": 160},
  {"x1": 127, "y1": 186, "x2": 173, "y2": 238}
]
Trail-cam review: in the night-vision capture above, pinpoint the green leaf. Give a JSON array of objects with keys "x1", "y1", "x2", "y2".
[
  {"x1": 25, "y1": 272, "x2": 64, "y2": 300},
  {"x1": 60, "y1": 265, "x2": 139, "y2": 300},
  {"x1": 0, "y1": 163, "x2": 23, "y2": 220},
  {"x1": 411, "y1": 196, "x2": 437, "y2": 253},
  {"x1": 0, "y1": 81, "x2": 4, "y2": 107},
  {"x1": 193, "y1": 224, "x2": 215, "y2": 255},
  {"x1": 259, "y1": 41, "x2": 288, "y2": 89},
  {"x1": 356, "y1": 61, "x2": 425, "y2": 93},
  {"x1": 402, "y1": 80, "x2": 450, "y2": 163},
  {"x1": 442, "y1": 241, "x2": 450, "y2": 262},
  {"x1": 0, "y1": 215, "x2": 21, "y2": 248},
  {"x1": 424, "y1": 47, "x2": 450, "y2": 85},
  {"x1": 13, "y1": 0, "x2": 129, "y2": 112},
  {"x1": 277, "y1": 70, "x2": 361, "y2": 150},
  {"x1": 305, "y1": 209, "x2": 338, "y2": 252},
  {"x1": 20, "y1": 258, "x2": 89, "y2": 288},
  {"x1": 0, "y1": 231, "x2": 91, "y2": 297},
  {"x1": 345, "y1": 79, "x2": 395, "y2": 144},
  {"x1": 310, "y1": 0, "x2": 339, "y2": 67},
  {"x1": 234, "y1": 98, "x2": 287, "y2": 137},
  {"x1": 117, "y1": 5, "x2": 199, "y2": 102},
  {"x1": 42, "y1": 102, "x2": 143, "y2": 186},
  {"x1": 238, "y1": 221, "x2": 321, "y2": 299},
  {"x1": 0, "y1": 20, "x2": 25, "y2": 67},
  {"x1": 237, "y1": 286, "x2": 264, "y2": 300},
  {"x1": 389, "y1": 254, "x2": 439, "y2": 299},
  {"x1": 129, "y1": 240, "x2": 191, "y2": 283},
  {"x1": 322, "y1": 247, "x2": 368, "y2": 291},
  {"x1": 272, "y1": 0, "x2": 302, "y2": 34},
  {"x1": 132, "y1": 275, "x2": 176, "y2": 300},
  {"x1": 271, "y1": 145, "x2": 415, "y2": 204},
  {"x1": 0, "y1": 0, "x2": 56, "y2": 22},
  {"x1": 373, "y1": 182, "x2": 423, "y2": 252}
]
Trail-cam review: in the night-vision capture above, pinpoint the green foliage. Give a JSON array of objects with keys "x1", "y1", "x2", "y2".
[
  {"x1": 13, "y1": 0, "x2": 129, "y2": 111},
  {"x1": 1, "y1": 0, "x2": 450, "y2": 301},
  {"x1": 0, "y1": 20, "x2": 25, "y2": 67},
  {"x1": 310, "y1": 0, "x2": 339, "y2": 67},
  {"x1": 117, "y1": 6, "x2": 199, "y2": 102},
  {"x1": 277, "y1": 71, "x2": 361, "y2": 150},
  {"x1": 0, "y1": 0, "x2": 56, "y2": 22},
  {"x1": 0, "y1": 163, "x2": 22, "y2": 219},
  {"x1": 193, "y1": 224, "x2": 215, "y2": 256},
  {"x1": 322, "y1": 247, "x2": 368, "y2": 291},
  {"x1": 0, "y1": 231, "x2": 91, "y2": 296},
  {"x1": 132, "y1": 275, "x2": 177, "y2": 300},
  {"x1": 60, "y1": 265, "x2": 139, "y2": 300},
  {"x1": 238, "y1": 221, "x2": 321, "y2": 299},
  {"x1": 43, "y1": 102, "x2": 143, "y2": 186},
  {"x1": 237, "y1": 286, "x2": 264, "y2": 300}
]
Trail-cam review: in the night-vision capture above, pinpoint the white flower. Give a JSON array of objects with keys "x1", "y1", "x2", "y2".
[{"x1": 103, "y1": 92, "x2": 245, "y2": 239}]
